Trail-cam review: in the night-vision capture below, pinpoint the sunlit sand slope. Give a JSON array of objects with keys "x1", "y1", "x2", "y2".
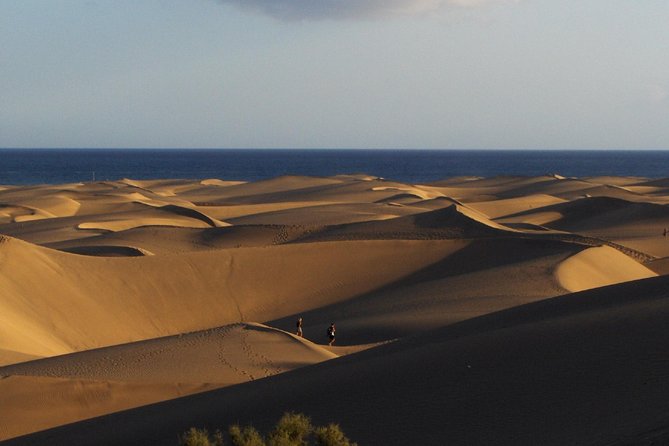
[
  {"x1": 0, "y1": 323, "x2": 335, "y2": 440},
  {"x1": 0, "y1": 234, "x2": 464, "y2": 359},
  {"x1": 555, "y1": 245, "x2": 657, "y2": 292}
]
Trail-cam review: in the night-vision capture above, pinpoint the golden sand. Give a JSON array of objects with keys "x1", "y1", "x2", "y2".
[{"x1": 2, "y1": 174, "x2": 669, "y2": 445}]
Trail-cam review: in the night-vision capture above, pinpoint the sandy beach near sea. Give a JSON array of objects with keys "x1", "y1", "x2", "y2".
[{"x1": 2, "y1": 173, "x2": 669, "y2": 445}]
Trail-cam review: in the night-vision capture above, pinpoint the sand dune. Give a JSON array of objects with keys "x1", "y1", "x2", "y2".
[
  {"x1": 648, "y1": 256, "x2": 669, "y2": 275},
  {"x1": 0, "y1": 234, "x2": 467, "y2": 359},
  {"x1": 1, "y1": 323, "x2": 336, "y2": 383},
  {"x1": 0, "y1": 323, "x2": 338, "y2": 440},
  {"x1": 2, "y1": 174, "x2": 669, "y2": 444},
  {"x1": 225, "y1": 202, "x2": 419, "y2": 226},
  {"x1": 77, "y1": 217, "x2": 214, "y2": 232},
  {"x1": 555, "y1": 245, "x2": 657, "y2": 292},
  {"x1": 426, "y1": 175, "x2": 662, "y2": 203},
  {"x1": 0, "y1": 195, "x2": 81, "y2": 223},
  {"x1": 270, "y1": 237, "x2": 580, "y2": 343},
  {"x1": 512, "y1": 196, "x2": 669, "y2": 231},
  {"x1": 200, "y1": 178, "x2": 246, "y2": 187},
  {"x1": 498, "y1": 196, "x2": 669, "y2": 258},
  {"x1": 295, "y1": 204, "x2": 515, "y2": 243},
  {"x1": 0, "y1": 375, "x2": 211, "y2": 442},
  {"x1": 48, "y1": 226, "x2": 283, "y2": 254},
  {"x1": 76, "y1": 202, "x2": 229, "y2": 231},
  {"x1": 11, "y1": 275, "x2": 669, "y2": 446},
  {"x1": 583, "y1": 176, "x2": 648, "y2": 186},
  {"x1": 197, "y1": 176, "x2": 446, "y2": 206},
  {"x1": 465, "y1": 193, "x2": 567, "y2": 219},
  {"x1": 0, "y1": 349, "x2": 41, "y2": 367},
  {"x1": 180, "y1": 175, "x2": 345, "y2": 205}
]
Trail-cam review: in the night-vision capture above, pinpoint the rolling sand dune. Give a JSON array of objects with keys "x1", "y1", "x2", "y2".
[
  {"x1": 47, "y1": 226, "x2": 286, "y2": 255},
  {"x1": 295, "y1": 204, "x2": 515, "y2": 243},
  {"x1": 174, "y1": 175, "x2": 345, "y2": 204},
  {"x1": 271, "y1": 238, "x2": 574, "y2": 342},
  {"x1": 465, "y1": 194, "x2": 567, "y2": 219},
  {"x1": 629, "y1": 177, "x2": 669, "y2": 190},
  {"x1": 195, "y1": 177, "x2": 445, "y2": 206},
  {"x1": 555, "y1": 245, "x2": 657, "y2": 292},
  {"x1": 0, "y1": 234, "x2": 467, "y2": 359},
  {"x1": 271, "y1": 238, "x2": 656, "y2": 344},
  {"x1": 422, "y1": 176, "x2": 595, "y2": 203},
  {"x1": 2, "y1": 174, "x2": 669, "y2": 444},
  {"x1": 10, "y1": 275, "x2": 669, "y2": 446},
  {"x1": 0, "y1": 324, "x2": 338, "y2": 439},
  {"x1": 583, "y1": 176, "x2": 648, "y2": 186},
  {"x1": 503, "y1": 196, "x2": 669, "y2": 231},
  {"x1": 498, "y1": 196, "x2": 669, "y2": 258},
  {"x1": 426, "y1": 175, "x2": 663, "y2": 203},
  {"x1": 1, "y1": 323, "x2": 337, "y2": 383},
  {"x1": 225, "y1": 202, "x2": 419, "y2": 226}
]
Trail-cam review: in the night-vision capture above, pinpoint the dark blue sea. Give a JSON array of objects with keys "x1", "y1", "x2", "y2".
[{"x1": 0, "y1": 149, "x2": 668, "y2": 186}]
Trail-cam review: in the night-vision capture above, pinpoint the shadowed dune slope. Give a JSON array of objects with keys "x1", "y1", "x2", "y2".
[
  {"x1": 297, "y1": 204, "x2": 513, "y2": 242},
  {"x1": 465, "y1": 194, "x2": 567, "y2": 219},
  {"x1": 10, "y1": 275, "x2": 669, "y2": 446},
  {"x1": 271, "y1": 237, "x2": 576, "y2": 343},
  {"x1": 47, "y1": 225, "x2": 299, "y2": 254},
  {"x1": 498, "y1": 196, "x2": 669, "y2": 258},
  {"x1": 225, "y1": 202, "x2": 420, "y2": 226},
  {"x1": 0, "y1": 235, "x2": 466, "y2": 360},
  {"x1": 647, "y1": 257, "x2": 669, "y2": 275},
  {"x1": 270, "y1": 238, "x2": 656, "y2": 344},
  {"x1": 194, "y1": 176, "x2": 446, "y2": 206},
  {"x1": 427, "y1": 176, "x2": 599, "y2": 202},
  {"x1": 56, "y1": 245, "x2": 151, "y2": 257},
  {"x1": 501, "y1": 196, "x2": 669, "y2": 231}
]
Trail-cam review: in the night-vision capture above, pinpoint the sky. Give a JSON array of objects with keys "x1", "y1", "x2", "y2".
[{"x1": 1, "y1": 0, "x2": 668, "y2": 149}]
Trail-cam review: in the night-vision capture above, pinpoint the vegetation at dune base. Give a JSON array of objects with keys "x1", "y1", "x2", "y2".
[{"x1": 179, "y1": 412, "x2": 357, "y2": 446}]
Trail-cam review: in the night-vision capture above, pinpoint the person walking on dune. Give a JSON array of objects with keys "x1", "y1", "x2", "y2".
[
  {"x1": 296, "y1": 317, "x2": 303, "y2": 337},
  {"x1": 327, "y1": 323, "x2": 336, "y2": 346}
]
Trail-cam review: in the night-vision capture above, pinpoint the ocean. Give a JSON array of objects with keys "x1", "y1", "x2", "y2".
[{"x1": 0, "y1": 149, "x2": 668, "y2": 186}]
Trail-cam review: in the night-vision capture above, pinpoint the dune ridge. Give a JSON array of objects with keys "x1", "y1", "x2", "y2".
[
  {"x1": 0, "y1": 234, "x2": 467, "y2": 359},
  {"x1": 2, "y1": 173, "x2": 669, "y2": 444}
]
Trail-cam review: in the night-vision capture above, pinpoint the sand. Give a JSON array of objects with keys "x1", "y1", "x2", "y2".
[{"x1": 1, "y1": 173, "x2": 669, "y2": 444}]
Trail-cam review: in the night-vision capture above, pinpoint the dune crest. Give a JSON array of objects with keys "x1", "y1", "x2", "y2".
[
  {"x1": 0, "y1": 323, "x2": 339, "y2": 439},
  {"x1": 555, "y1": 245, "x2": 657, "y2": 292}
]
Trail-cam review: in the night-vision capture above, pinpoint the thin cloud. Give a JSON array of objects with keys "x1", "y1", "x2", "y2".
[{"x1": 220, "y1": 0, "x2": 518, "y2": 21}]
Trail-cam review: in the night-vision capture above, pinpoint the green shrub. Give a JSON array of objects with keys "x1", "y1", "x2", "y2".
[
  {"x1": 266, "y1": 412, "x2": 313, "y2": 446},
  {"x1": 180, "y1": 412, "x2": 355, "y2": 445},
  {"x1": 179, "y1": 427, "x2": 224, "y2": 446},
  {"x1": 229, "y1": 424, "x2": 266, "y2": 446},
  {"x1": 313, "y1": 424, "x2": 357, "y2": 446}
]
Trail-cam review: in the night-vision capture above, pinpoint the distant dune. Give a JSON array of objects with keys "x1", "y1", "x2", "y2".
[{"x1": 2, "y1": 174, "x2": 669, "y2": 444}]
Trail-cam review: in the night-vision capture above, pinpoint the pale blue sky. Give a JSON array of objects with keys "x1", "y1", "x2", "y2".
[{"x1": 1, "y1": 0, "x2": 668, "y2": 149}]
